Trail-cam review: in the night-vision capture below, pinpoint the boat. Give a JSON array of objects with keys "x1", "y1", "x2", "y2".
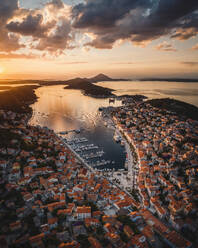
[
  {"x1": 120, "y1": 140, "x2": 125, "y2": 146},
  {"x1": 99, "y1": 107, "x2": 104, "y2": 111},
  {"x1": 109, "y1": 98, "x2": 115, "y2": 103},
  {"x1": 59, "y1": 131, "x2": 68, "y2": 135},
  {"x1": 114, "y1": 134, "x2": 121, "y2": 142}
]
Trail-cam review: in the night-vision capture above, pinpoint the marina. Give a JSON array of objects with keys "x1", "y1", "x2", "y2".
[{"x1": 64, "y1": 136, "x2": 117, "y2": 168}]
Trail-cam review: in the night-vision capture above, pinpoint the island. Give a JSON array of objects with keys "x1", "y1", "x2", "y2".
[{"x1": 64, "y1": 74, "x2": 128, "y2": 98}]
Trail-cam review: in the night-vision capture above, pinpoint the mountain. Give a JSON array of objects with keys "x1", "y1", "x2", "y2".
[{"x1": 88, "y1": 73, "x2": 113, "y2": 82}]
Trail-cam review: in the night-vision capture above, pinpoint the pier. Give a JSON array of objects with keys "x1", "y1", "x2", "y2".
[
  {"x1": 57, "y1": 129, "x2": 81, "y2": 135},
  {"x1": 59, "y1": 136, "x2": 138, "y2": 204}
]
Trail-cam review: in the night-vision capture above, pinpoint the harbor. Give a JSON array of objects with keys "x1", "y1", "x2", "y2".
[
  {"x1": 29, "y1": 86, "x2": 140, "y2": 193},
  {"x1": 63, "y1": 136, "x2": 116, "y2": 168},
  {"x1": 56, "y1": 108, "x2": 139, "y2": 194}
]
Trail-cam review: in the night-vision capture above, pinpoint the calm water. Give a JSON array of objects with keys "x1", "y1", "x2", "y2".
[
  {"x1": 29, "y1": 81, "x2": 198, "y2": 170},
  {"x1": 29, "y1": 86, "x2": 126, "y2": 170},
  {"x1": 96, "y1": 81, "x2": 198, "y2": 107}
]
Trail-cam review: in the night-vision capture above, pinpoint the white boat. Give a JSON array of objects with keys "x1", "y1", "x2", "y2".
[
  {"x1": 114, "y1": 135, "x2": 121, "y2": 142},
  {"x1": 120, "y1": 140, "x2": 125, "y2": 146}
]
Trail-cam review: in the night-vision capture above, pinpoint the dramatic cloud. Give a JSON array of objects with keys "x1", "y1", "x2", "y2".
[
  {"x1": 33, "y1": 18, "x2": 74, "y2": 53},
  {"x1": 0, "y1": 0, "x2": 23, "y2": 52},
  {"x1": 72, "y1": 0, "x2": 198, "y2": 49},
  {"x1": 72, "y1": 0, "x2": 151, "y2": 29},
  {"x1": 155, "y1": 42, "x2": 176, "y2": 52},
  {"x1": 0, "y1": 0, "x2": 198, "y2": 55},
  {"x1": 0, "y1": 0, "x2": 18, "y2": 21},
  {"x1": 7, "y1": 14, "x2": 55, "y2": 37},
  {"x1": 0, "y1": 0, "x2": 73, "y2": 55}
]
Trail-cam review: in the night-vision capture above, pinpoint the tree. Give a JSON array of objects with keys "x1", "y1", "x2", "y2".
[{"x1": 77, "y1": 235, "x2": 90, "y2": 248}]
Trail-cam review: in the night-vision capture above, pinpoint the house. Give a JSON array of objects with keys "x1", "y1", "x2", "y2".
[
  {"x1": 58, "y1": 241, "x2": 80, "y2": 248},
  {"x1": 85, "y1": 218, "x2": 100, "y2": 228},
  {"x1": 123, "y1": 225, "x2": 134, "y2": 239},
  {"x1": 29, "y1": 233, "x2": 45, "y2": 248},
  {"x1": 9, "y1": 221, "x2": 22, "y2": 232},
  {"x1": 48, "y1": 217, "x2": 58, "y2": 230},
  {"x1": 0, "y1": 160, "x2": 8, "y2": 169},
  {"x1": 88, "y1": 237, "x2": 102, "y2": 248},
  {"x1": 76, "y1": 206, "x2": 91, "y2": 220}
]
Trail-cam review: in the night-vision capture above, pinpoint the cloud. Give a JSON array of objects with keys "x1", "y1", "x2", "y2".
[
  {"x1": 0, "y1": 0, "x2": 198, "y2": 55},
  {"x1": 72, "y1": 0, "x2": 198, "y2": 49},
  {"x1": 0, "y1": 53, "x2": 38, "y2": 60},
  {"x1": 0, "y1": 0, "x2": 23, "y2": 52},
  {"x1": 192, "y1": 43, "x2": 198, "y2": 50},
  {"x1": 155, "y1": 41, "x2": 177, "y2": 52},
  {"x1": 181, "y1": 61, "x2": 198, "y2": 66},
  {"x1": 0, "y1": 0, "x2": 18, "y2": 21},
  {"x1": 33, "y1": 18, "x2": 74, "y2": 53},
  {"x1": 7, "y1": 14, "x2": 56, "y2": 37},
  {"x1": 57, "y1": 61, "x2": 88, "y2": 65},
  {"x1": 72, "y1": 0, "x2": 150, "y2": 29},
  {"x1": 0, "y1": 0, "x2": 74, "y2": 55},
  {"x1": 46, "y1": 0, "x2": 64, "y2": 9}
]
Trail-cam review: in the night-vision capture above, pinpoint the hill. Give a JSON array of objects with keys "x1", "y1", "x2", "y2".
[
  {"x1": 0, "y1": 85, "x2": 39, "y2": 113},
  {"x1": 64, "y1": 78, "x2": 114, "y2": 98},
  {"x1": 146, "y1": 98, "x2": 198, "y2": 121},
  {"x1": 88, "y1": 73, "x2": 113, "y2": 82}
]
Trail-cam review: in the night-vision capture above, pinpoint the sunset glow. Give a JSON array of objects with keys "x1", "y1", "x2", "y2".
[{"x1": 0, "y1": 0, "x2": 197, "y2": 79}]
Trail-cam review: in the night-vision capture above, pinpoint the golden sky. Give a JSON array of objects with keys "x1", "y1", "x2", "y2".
[{"x1": 0, "y1": 0, "x2": 198, "y2": 80}]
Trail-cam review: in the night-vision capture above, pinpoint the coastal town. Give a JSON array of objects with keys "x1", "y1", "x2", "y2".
[{"x1": 0, "y1": 94, "x2": 197, "y2": 248}]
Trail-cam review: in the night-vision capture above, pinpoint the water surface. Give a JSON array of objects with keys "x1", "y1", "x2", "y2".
[
  {"x1": 96, "y1": 81, "x2": 198, "y2": 107},
  {"x1": 30, "y1": 86, "x2": 126, "y2": 170}
]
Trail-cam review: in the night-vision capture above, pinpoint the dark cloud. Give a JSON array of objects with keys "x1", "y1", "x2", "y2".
[
  {"x1": 72, "y1": 0, "x2": 198, "y2": 49},
  {"x1": 34, "y1": 18, "x2": 73, "y2": 53},
  {"x1": 0, "y1": 0, "x2": 23, "y2": 52},
  {"x1": 7, "y1": 14, "x2": 55, "y2": 37},
  {"x1": 2, "y1": 0, "x2": 74, "y2": 54},
  {"x1": 0, "y1": 0, "x2": 198, "y2": 55},
  {"x1": 0, "y1": 0, "x2": 18, "y2": 22},
  {"x1": 73, "y1": 0, "x2": 151, "y2": 29}
]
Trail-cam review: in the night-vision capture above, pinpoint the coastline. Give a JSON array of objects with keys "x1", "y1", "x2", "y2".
[
  {"x1": 0, "y1": 84, "x2": 196, "y2": 247},
  {"x1": 0, "y1": 85, "x2": 39, "y2": 115}
]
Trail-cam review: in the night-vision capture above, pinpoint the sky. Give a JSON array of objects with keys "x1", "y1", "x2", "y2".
[{"x1": 0, "y1": 0, "x2": 198, "y2": 80}]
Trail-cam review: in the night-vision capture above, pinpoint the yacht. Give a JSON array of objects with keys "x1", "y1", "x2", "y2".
[{"x1": 113, "y1": 134, "x2": 121, "y2": 142}]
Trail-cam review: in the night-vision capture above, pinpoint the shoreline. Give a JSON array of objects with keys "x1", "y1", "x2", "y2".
[
  {"x1": 0, "y1": 85, "x2": 195, "y2": 247},
  {"x1": 57, "y1": 133, "x2": 140, "y2": 206}
]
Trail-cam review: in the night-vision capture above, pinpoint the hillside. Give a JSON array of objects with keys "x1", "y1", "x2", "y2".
[
  {"x1": 0, "y1": 85, "x2": 39, "y2": 113},
  {"x1": 146, "y1": 98, "x2": 198, "y2": 121},
  {"x1": 64, "y1": 78, "x2": 114, "y2": 98}
]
